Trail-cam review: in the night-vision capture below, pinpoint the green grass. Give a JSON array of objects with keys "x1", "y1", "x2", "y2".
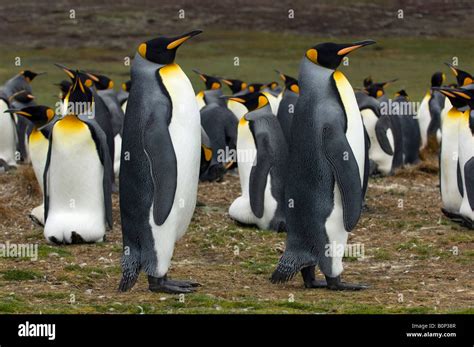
[
  {"x1": 1, "y1": 32, "x2": 474, "y2": 108},
  {"x1": 1, "y1": 269, "x2": 41, "y2": 281}
]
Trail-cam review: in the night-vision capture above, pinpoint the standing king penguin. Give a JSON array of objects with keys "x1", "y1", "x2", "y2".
[
  {"x1": 119, "y1": 31, "x2": 202, "y2": 293},
  {"x1": 271, "y1": 40, "x2": 375, "y2": 290},
  {"x1": 43, "y1": 72, "x2": 113, "y2": 244},
  {"x1": 275, "y1": 70, "x2": 299, "y2": 144},
  {"x1": 5, "y1": 105, "x2": 55, "y2": 226},
  {"x1": 228, "y1": 92, "x2": 288, "y2": 231}
]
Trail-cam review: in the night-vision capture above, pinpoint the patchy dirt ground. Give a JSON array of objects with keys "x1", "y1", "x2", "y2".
[{"x1": 0, "y1": 153, "x2": 472, "y2": 314}]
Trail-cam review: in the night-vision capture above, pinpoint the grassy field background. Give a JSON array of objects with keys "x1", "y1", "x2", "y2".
[{"x1": 0, "y1": 4, "x2": 473, "y2": 314}]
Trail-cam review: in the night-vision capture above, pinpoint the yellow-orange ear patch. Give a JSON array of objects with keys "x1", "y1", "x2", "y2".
[
  {"x1": 248, "y1": 86, "x2": 255, "y2": 93},
  {"x1": 290, "y1": 84, "x2": 299, "y2": 94},
  {"x1": 306, "y1": 48, "x2": 318, "y2": 63},
  {"x1": 138, "y1": 43, "x2": 147, "y2": 58},
  {"x1": 241, "y1": 82, "x2": 247, "y2": 90},
  {"x1": 84, "y1": 79, "x2": 93, "y2": 88},
  {"x1": 258, "y1": 95, "x2": 268, "y2": 108},
  {"x1": 464, "y1": 77, "x2": 473, "y2": 86},
  {"x1": 46, "y1": 108, "x2": 55, "y2": 120},
  {"x1": 211, "y1": 82, "x2": 220, "y2": 90},
  {"x1": 108, "y1": 80, "x2": 114, "y2": 89},
  {"x1": 376, "y1": 90, "x2": 384, "y2": 98},
  {"x1": 202, "y1": 146, "x2": 212, "y2": 161}
]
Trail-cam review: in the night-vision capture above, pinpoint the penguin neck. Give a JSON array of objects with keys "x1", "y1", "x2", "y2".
[{"x1": 300, "y1": 58, "x2": 335, "y2": 100}]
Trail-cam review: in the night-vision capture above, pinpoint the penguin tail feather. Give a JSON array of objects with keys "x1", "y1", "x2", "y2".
[{"x1": 270, "y1": 252, "x2": 303, "y2": 284}]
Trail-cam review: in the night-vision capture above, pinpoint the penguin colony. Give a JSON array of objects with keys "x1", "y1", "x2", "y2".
[{"x1": 1, "y1": 30, "x2": 473, "y2": 293}]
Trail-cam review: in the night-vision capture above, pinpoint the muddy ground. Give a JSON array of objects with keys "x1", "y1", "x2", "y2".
[{"x1": 0, "y1": 152, "x2": 472, "y2": 313}]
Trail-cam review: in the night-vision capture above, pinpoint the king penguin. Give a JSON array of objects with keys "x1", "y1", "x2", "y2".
[
  {"x1": 119, "y1": 30, "x2": 202, "y2": 293},
  {"x1": 222, "y1": 78, "x2": 248, "y2": 119},
  {"x1": 43, "y1": 71, "x2": 113, "y2": 244},
  {"x1": 435, "y1": 87, "x2": 470, "y2": 221},
  {"x1": 5, "y1": 105, "x2": 55, "y2": 226},
  {"x1": 227, "y1": 92, "x2": 288, "y2": 231},
  {"x1": 445, "y1": 87, "x2": 474, "y2": 228},
  {"x1": 392, "y1": 90, "x2": 421, "y2": 165},
  {"x1": 271, "y1": 40, "x2": 375, "y2": 290},
  {"x1": 275, "y1": 70, "x2": 299, "y2": 144},
  {"x1": 193, "y1": 70, "x2": 226, "y2": 109},
  {"x1": 356, "y1": 91, "x2": 395, "y2": 176},
  {"x1": 417, "y1": 72, "x2": 446, "y2": 151}
]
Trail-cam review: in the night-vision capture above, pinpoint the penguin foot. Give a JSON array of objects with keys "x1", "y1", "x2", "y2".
[
  {"x1": 325, "y1": 276, "x2": 369, "y2": 291},
  {"x1": 460, "y1": 216, "x2": 474, "y2": 230},
  {"x1": 301, "y1": 266, "x2": 326, "y2": 288},
  {"x1": 441, "y1": 208, "x2": 463, "y2": 222},
  {"x1": 196, "y1": 200, "x2": 206, "y2": 207},
  {"x1": 148, "y1": 275, "x2": 199, "y2": 294},
  {"x1": 29, "y1": 214, "x2": 44, "y2": 227}
]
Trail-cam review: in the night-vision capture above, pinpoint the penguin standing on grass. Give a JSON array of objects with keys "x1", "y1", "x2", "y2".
[
  {"x1": 435, "y1": 87, "x2": 469, "y2": 221},
  {"x1": 392, "y1": 90, "x2": 420, "y2": 165},
  {"x1": 119, "y1": 31, "x2": 202, "y2": 294},
  {"x1": 5, "y1": 105, "x2": 55, "y2": 226},
  {"x1": 275, "y1": 70, "x2": 299, "y2": 144},
  {"x1": 417, "y1": 72, "x2": 446, "y2": 151},
  {"x1": 43, "y1": 71, "x2": 113, "y2": 244},
  {"x1": 271, "y1": 40, "x2": 375, "y2": 290},
  {"x1": 227, "y1": 92, "x2": 288, "y2": 231}
]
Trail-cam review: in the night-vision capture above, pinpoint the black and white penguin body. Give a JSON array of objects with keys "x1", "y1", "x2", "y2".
[
  {"x1": 228, "y1": 93, "x2": 288, "y2": 231},
  {"x1": 356, "y1": 92, "x2": 394, "y2": 176},
  {"x1": 43, "y1": 73, "x2": 113, "y2": 244},
  {"x1": 272, "y1": 40, "x2": 374, "y2": 290},
  {"x1": 119, "y1": 31, "x2": 202, "y2": 294}
]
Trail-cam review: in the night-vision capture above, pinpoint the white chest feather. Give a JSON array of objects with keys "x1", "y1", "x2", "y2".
[{"x1": 0, "y1": 99, "x2": 18, "y2": 165}]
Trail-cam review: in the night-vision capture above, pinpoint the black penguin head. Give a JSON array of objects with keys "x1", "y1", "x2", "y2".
[
  {"x1": 265, "y1": 81, "x2": 279, "y2": 91},
  {"x1": 363, "y1": 76, "x2": 373, "y2": 88},
  {"x1": 137, "y1": 30, "x2": 202, "y2": 65},
  {"x1": 433, "y1": 86, "x2": 470, "y2": 109},
  {"x1": 228, "y1": 92, "x2": 269, "y2": 112},
  {"x1": 365, "y1": 79, "x2": 397, "y2": 98},
  {"x1": 84, "y1": 72, "x2": 114, "y2": 90},
  {"x1": 9, "y1": 90, "x2": 35, "y2": 104},
  {"x1": 247, "y1": 83, "x2": 264, "y2": 93},
  {"x1": 276, "y1": 70, "x2": 299, "y2": 94},
  {"x1": 122, "y1": 80, "x2": 132, "y2": 92},
  {"x1": 193, "y1": 69, "x2": 222, "y2": 90},
  {"x1": 395, "y1": 89, "x2": 409, "y2": 98},
  {"x1": 61, "y1": 71, "x2": 95, "y2": 117},
  {"x1": 5, "y1": 105, "x2": 55, "y2": 127},
  {"x1": 431, "y1": 72, "x2": 446, "y2": 88},
  {"x1": 305, "y1": 40, "x2": 376, "y2": 70},
  {"x1": 221, "y1": 79, "x2": 247, "y2": 94},
  {"x1": 445, "y1": 63, "x2": 473, "y2": 87},
  {"x1": 55, "y1": 63, "x2": 98, "y2": 89},
  {"x1": 55, "y1": 80, "x2": 72, "y2": 100},
  {"x1": 21, "y1": 70, "x2": 45, "y2": 83}
]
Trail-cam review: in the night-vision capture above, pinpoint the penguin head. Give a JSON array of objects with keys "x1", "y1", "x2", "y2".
[
  {"x1": 395, "y1": 89, "x2": 409, "y2": 98},
  {"x1": 84, "y1": 72, "x2": 114, "y2": 90},
  {"x1": 265, "y1": 81, "x2": 279, "y2": 91},
  {"x1": 61, "y1": 71, "x2": 95, "y2": 117},
  {"x1": 276, "y1": 70, "x2": 299, "y2": 93},
  {"x1": 431, "y1": 72, "x2": 446, "y2": 88},
  {"x1": 365, "y1": 79, "x2": 397, "y2": 98},
  {"x1": 228, "y1": 92, "x2": 269, "y2": 113},
  {"x1": 54, "y1": 80, "x2": 72, "y2": 101},
  {"x1": 9, "y1": 90, "x2": 35, "y2": 104},
  {"x1": 122, "y1": 80, "x2": 132, "y2": 92},
  {"x1": 193, "y1": 69, "x2": 222, "y2": 90},
  {"x1": 247, "y1": 83, "x2": 264, "y2": 93},
  {"x1": 137, "y1": 30, "x2": 202, "y2": 65},
  {"x1": 433, "y1": 86, "x2": 470, "y2": 109},
  {"x1": 305, "y1": 40, "x2": 376, "y2": 70},
  {"x1": 363, "y1": 76, "x2": 373, "y2": 88},
  {"x1": 55, "y1": 63, "x2": 98, "y2": 89},
  {"x1": 21, "y1": 70, "x2": 45, "y2": 83},
  {"x1": 221, "y1": 79, "x2": 247, "y2": 94},
  {"x1": 445, "y1": 63, "x2": 473, "y2": 87},
  {"x1": 5, "y1": 105, "x2": 55, "y2": 127}
]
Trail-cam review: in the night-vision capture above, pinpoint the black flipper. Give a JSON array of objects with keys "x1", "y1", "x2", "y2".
[
  {"x1": 362, "y1": 124, "x2": 370, "y2": 201},
  {"x1": 79, "y1": 115, "x2": 114, "y2": 229},
  {"x1": 249, "y1": 133, "x2": 272, "y2": 218},
  {"x1": 464, "y1": 157, "x2": 474, "y2": 210},
  {"x1": 322, "y1": 126, "x2": 363, "y2": 231},
  {"x1": 375, "y1": 115, "x2": 394, "y2": 155},
  {"x1": 143, "y1": 108, "x2": 177, "y2": 226},
  {"x1": 43, "y1": 118, "x2": 60, "y2": 223},
  {"x1": 457, "y1": 159, "x2": 464, "y2": 197}
]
